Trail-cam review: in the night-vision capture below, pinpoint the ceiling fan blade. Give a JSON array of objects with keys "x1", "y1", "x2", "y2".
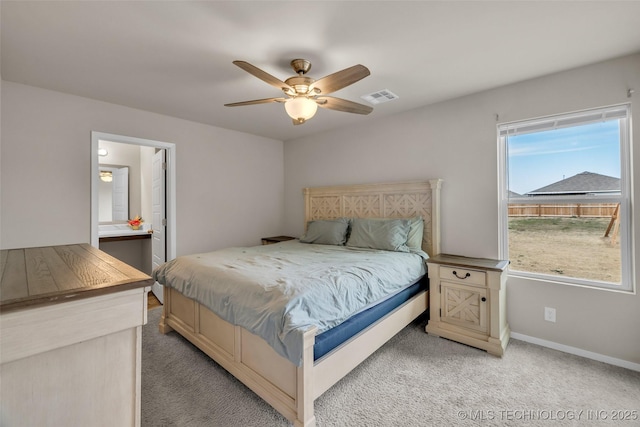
[
  {"x1": 316, "y1": 96, "x2": 373, "y2": 115},
  {"x1": 224, "y1": 97, "x2": 287, "y2": 107},
  {"x1": 233, "y1": 61, "x2": 293, "y2": 93},
  {"x1": 310, "y1": 65, "x2": 370, "y2": 95}
]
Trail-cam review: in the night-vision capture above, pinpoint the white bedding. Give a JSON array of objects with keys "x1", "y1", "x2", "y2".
[{"x1": 153, "y1": 240, "x2": 426, "y2": 365}]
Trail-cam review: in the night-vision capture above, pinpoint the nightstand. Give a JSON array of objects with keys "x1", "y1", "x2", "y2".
[
  {"x1": 425, "y1": 254, "x2": 510, "y2": 356},
  {"x1": 261, "y1": 235, "x2": 296, "y2": 245}
]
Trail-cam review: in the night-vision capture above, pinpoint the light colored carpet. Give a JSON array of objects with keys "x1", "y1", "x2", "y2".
[{"x1": 142, "y1": 308, "x2": 640, "y2": 426}]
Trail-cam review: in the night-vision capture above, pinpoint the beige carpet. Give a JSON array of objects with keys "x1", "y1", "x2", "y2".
[{"x1": 142, "y1": 308, "x2": 640, "y2": 426}]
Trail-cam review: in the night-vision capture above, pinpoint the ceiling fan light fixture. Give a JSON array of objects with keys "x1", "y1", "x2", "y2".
[{"x1": 284, "y1": 97, "x2": 318, "y2": 122}]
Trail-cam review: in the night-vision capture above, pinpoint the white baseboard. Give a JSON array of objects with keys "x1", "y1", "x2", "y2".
[{"x1": 510, "y1": 332, "x2": 640, "y2": 372}]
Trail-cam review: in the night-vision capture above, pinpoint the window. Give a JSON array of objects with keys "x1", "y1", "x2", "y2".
[{"x1": 498, "y1": 105, "x2": 633, "y2": 291}]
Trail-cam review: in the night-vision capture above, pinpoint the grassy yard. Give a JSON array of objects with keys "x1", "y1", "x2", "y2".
[{"x1": 508, "y1": 217, "x2": 621, "y2": 283}]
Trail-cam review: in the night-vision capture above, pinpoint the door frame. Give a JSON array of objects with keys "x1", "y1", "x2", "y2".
[{"x1": 90, "y1": 131, "x2": 176, "y2": 266}]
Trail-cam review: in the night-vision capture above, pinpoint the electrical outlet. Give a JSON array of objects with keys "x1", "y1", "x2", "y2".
[{"x1": 544, "y1": 307, "x2": 556, "y2": 323}]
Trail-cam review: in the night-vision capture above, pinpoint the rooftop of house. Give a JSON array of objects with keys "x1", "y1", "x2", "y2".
[{"x1": 526, "y1": 171, "x2": 620, "y2": 196}]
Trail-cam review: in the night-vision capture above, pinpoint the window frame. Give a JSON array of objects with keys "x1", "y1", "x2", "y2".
[{"x1": 498, "y1": 104, "x2": 634, "y2": 292}]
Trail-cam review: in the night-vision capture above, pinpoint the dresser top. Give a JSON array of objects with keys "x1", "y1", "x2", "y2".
[
  {"x1": 1, "y1": 244, "x2": 152, "y2": 312},
  {"x1": 427, "y1": 253, "x2": 509, "y2": 272}
]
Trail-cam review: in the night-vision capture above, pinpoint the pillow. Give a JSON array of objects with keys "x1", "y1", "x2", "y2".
[
  {"x1": 300, "y1": 218, "x2": 350, "y2": 245},
  {"x1": 346, "y1": 218, "x2": 411, "y2": 252},
  {"x1": 406, "y1": 216, "x2": 424, "y2": 251}
]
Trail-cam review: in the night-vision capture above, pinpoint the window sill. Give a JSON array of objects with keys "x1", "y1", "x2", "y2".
[{"x1": 508, "y1": 270, "x2": 635, "y2": 294}]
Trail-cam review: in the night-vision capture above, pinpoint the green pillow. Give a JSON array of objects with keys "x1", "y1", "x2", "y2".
[
  {"x1": 406, "y1": 216, "x2": 424, "y2": 251},
  {"x1": 300, "y1": 218, "x2": 350, "y2": 245},
  {"x1": 346, "y1": 218, "x2": 410, "y2": 252}
]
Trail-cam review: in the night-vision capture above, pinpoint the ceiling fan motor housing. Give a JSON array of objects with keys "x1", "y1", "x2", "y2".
[
  {"x1": 284, "y1": 76, "x2": 316, "y2": 95},
  {"x1": 290, "y1": 59, "x2": 312, "y2": 75}
]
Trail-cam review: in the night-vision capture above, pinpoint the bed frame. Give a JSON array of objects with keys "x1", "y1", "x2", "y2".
[{"x1": 159, "y1": 179, "x2": 442, "y2": 426}]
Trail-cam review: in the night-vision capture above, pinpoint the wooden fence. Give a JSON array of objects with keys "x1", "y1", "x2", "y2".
[{"x1": 508, "y1": 203, "x2": 618, "y2": 218}]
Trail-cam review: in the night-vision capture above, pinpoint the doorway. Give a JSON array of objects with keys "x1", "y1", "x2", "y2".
[{"x1": 91, "y1": 132, "x2": 176, "y2": 303}]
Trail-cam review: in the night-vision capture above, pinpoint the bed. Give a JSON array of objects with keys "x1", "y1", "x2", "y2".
[{"x1": 155, "y1": 179, "x2": 442, "y2": 427}]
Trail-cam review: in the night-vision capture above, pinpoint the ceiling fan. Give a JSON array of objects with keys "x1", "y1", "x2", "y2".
[{"x1": 224, "y1": 59, "x2": 373, "y2": 125}]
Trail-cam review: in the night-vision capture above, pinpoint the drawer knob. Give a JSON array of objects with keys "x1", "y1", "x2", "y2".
[
  {"x1": 481, "y1": 297, "x2": 487, "y2": 302},
  {"x1": 452, "y1": 271, "x2": 471, "y2": 279}
]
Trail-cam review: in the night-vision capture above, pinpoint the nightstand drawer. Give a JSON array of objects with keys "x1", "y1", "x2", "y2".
[{"x1": 440, "y1": 266, "x2": 486, "y2": 286}]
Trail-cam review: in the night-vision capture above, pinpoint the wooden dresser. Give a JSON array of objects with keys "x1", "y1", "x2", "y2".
[{"x1": 0, "y1": 243, "x2": 152, "y2": 426}]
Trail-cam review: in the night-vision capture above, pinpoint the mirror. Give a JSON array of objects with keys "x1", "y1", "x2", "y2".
[{"x1": 99, "y1": 165, "x2": 129, "y2": 222}]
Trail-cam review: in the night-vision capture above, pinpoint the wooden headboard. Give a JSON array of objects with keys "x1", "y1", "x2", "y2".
[{"x1": 303, "y1": 179, "x2": 442, "y2": 257}]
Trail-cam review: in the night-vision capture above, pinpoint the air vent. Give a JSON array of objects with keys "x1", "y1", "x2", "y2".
[{"x1": 361, "y1": 89, "x2": 399, "y2": 105}]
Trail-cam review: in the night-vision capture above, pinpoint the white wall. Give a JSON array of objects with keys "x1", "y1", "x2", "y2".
[
  {"x1": 283, "y1": 53, "x2": 640, "y2": 365},
  {"x1": 0, "y1": 81, "x2": 285, "y2": 256}
]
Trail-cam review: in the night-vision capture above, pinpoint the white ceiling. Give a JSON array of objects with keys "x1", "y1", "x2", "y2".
[{"x1": 2, "y1": 1, "x2": 640, "y2": 142}]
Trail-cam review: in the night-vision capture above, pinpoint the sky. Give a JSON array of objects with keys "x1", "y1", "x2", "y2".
[{"x1": 507, "y1": 120, "x2": 621, "y2": 195}]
